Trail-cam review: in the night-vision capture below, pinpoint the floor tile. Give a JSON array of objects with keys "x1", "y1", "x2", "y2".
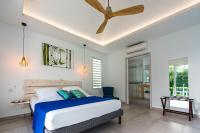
[{"x1": 0, "y1": 104, "x2": 200, "y2": 133}]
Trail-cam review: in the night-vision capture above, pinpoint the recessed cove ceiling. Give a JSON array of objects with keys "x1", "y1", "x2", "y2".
[{"x1": 23, "y1": 0, "x2": 200, "y2": 46}]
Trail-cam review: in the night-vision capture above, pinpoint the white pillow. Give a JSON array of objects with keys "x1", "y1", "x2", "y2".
[
  {"x1": 35, "y1": 87, "x2": 63, "y2": 102},
  {"x1": 62, "y1": 86, "x2": 90, "y2": 96}
]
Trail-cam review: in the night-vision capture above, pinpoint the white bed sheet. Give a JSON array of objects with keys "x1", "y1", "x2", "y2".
[
  {"x1": 30, "y1": 96, "x2": 39, "y2": 112},
  {"x1": 30, "y1": 96, "x2": 121, "y2": 130}
]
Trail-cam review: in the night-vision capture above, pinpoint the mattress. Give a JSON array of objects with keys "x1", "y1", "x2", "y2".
[
  {"x1": 30, "y1": 96, "x2": 121, "y2": 131},
  {"x1": 30, "y1": 96, "x2": 39, "y2": 112}
]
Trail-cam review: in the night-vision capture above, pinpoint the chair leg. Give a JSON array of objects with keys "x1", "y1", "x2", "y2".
[{"x1": 118, "y1": 116, "x2": 122, "y2": 124}]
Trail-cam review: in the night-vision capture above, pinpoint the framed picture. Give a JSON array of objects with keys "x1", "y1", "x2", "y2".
[{"x1": 42, "y1": 43, "x2": 73, "y2": 68}]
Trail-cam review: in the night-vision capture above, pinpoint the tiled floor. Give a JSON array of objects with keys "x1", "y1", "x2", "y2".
[{"x1": 0, "y1": 104, "x2": 200, "y2": 133}]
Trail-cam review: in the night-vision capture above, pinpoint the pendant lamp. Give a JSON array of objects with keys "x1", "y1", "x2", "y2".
[
  {"x1": 19, "y1": 22, "x2": 28, "y2": 67},
  {"x1": 83, "y1": 44, "x2": 87, "y2": 73}
]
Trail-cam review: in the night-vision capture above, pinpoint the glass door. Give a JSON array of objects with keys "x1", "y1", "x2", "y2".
[{"x1": 128, "y1": 54, "x2": 151, "y2": 106}]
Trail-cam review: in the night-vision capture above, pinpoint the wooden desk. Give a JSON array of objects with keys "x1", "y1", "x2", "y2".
[{"x1": 160, "y1": 97, "x2": 194, "y2": 121}]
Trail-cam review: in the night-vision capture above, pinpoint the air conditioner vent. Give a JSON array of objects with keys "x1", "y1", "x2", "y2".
[
  {"x1": 127, "y1": 41, "x2": 145, "y2": 48},
  {"x1": 126, "y1": 42, "x2": 147, "y2": 55}
]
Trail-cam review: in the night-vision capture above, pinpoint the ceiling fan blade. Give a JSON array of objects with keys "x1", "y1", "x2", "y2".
[
  {"x1": 96, "y1": 19, "x2": 108, "y2": 34},
  {"x1": 85, "y1": 0, "x2": 106, "y2": 15},
  {"x1": 112, "y1": 5, "x2": 144, "y2": 17}
]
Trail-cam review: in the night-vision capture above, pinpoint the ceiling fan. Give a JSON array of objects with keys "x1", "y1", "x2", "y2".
[{"x1": 85, "y1": 0, "x2": 144, "y2": 34}]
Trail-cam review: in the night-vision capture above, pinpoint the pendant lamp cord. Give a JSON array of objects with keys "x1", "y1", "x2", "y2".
[
  {"x1": 22, "y1": 25, "x2": 25, "y2": 57},
  {"x1": 84, "y1": 44, "x2": 86, "y2": 66}
]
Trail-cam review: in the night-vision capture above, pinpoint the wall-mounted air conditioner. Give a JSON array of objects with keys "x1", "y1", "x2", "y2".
[
  {"x1": 126, "y1": 42, "x2": 147, "y2": 54},
  {"x1": 126, "y1": 42, "x2": 148, "y2": 57}
]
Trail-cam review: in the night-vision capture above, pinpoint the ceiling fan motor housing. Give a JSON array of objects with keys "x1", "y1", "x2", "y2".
[{"x1": 106, "y1": 6, "x2": 112, "y2": 19}]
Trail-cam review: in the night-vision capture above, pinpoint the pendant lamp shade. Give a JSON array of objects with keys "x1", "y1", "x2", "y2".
[
  {"x1": 19, "y1": 56, "x2": 28, "y2": 67},
  {"x1": 19, "y1": 22, "x2": 28, "y2": 67},
  {"x1": 83, "y1": 66, "x2": 87, "y2": 73}
]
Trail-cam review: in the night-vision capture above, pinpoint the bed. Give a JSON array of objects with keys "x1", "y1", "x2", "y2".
[{"x1": 24, "y1": 79, "x2": 123, "y2": 133}]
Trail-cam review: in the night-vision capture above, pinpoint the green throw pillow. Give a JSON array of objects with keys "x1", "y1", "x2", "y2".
[
  {"x1": 68, "y1": 91, "x2": 75, "y2": 99},
  {"x1": 57, "y1": 90, "x2": 70, "y2": 100},
  {"x1": 71, "y1": 89, "x2": 86, "y2": 98}
]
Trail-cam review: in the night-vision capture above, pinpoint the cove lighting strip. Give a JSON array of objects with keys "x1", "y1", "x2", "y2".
[{"x1": 23, "y1": 1, "x2": 200, "y2": 46}]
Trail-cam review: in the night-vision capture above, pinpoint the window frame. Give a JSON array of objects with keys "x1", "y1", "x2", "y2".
[
  {"x1": 169, "y1": 57, "x2": 189, "y2": 97},
  {"x1": 92, "y1": 58, "x2": 102, "y2": 89}
]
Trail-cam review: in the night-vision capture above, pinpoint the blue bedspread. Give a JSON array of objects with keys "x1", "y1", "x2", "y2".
[{"x1": 32, "y1": 96, "x2": 112, "y2": 133}]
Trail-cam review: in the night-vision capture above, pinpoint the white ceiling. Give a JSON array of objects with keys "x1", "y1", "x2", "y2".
[
  {"x1": 1, "y1": 0, "x2": 200, "y2": 53},
  {"x1": 23, "y1": 0, "x2": 200, "y2": 46}
]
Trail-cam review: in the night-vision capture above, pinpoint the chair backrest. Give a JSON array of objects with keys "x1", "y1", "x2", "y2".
[{"x1": 102, "y1": 87, "x2": 114, "y2": 97}]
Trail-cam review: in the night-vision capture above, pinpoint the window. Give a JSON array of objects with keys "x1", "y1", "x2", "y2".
[
  {"x1": 169, "y1": 57, "x2": 189, "y2": 97},
  {"x1": 92, "y1": 58, "x2": 102, "y2": 89}
]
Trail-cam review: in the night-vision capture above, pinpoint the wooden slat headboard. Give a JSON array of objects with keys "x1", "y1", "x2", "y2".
[{"x1": 23, "y1": 79, "x2": 82, "y2": 101}]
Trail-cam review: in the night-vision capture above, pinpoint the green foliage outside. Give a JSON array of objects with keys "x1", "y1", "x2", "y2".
[
  {"x1": 169, "y1": 66, "x2": 174, "y2": 96},
  {"x1": 169, "y1": 65, "x2": 189, "y2": 97}
]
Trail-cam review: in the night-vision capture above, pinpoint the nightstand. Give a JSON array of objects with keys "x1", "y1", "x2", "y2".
[{"x1": 10, "y1": 100, "x2": 31, "y2": 117}]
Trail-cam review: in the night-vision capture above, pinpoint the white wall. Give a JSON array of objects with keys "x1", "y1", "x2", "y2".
[
  {"x1": 0, "y1": 22, "x2": 107, "y2": 118},
  {"x1": 1, "y1": 22, "x2": 200, "y2": 118},
  {"x1": 149, "y1": 24, "x2": 200, "y2": 113},
  {"x1": 106, "y1": 24, "x2": 200, "y2": 115},
  {"x1": 106, "y1": 49, "x2": 126, "y2": 101}
]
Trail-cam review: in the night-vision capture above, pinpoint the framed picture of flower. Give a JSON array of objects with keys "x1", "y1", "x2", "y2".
[{"x1": 42, "y1": 43, "x2": 73, "y2": 68}]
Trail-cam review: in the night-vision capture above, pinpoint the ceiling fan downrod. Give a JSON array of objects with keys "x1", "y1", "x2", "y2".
[{"x1": 108, "y1": 0, "x2": 110, "y2": 7}]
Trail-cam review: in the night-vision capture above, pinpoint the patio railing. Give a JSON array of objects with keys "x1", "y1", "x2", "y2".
[{"x1": 170, "y1": 87, "x2": 189, "y2": 97}]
